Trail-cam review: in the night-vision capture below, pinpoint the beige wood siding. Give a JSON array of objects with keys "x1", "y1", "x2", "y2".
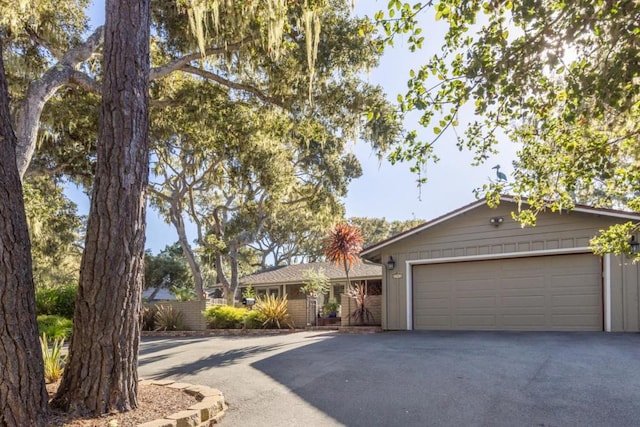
[
  {"x1": 412, "y1": 254, "x2": 602, "y2": 331},
  {"x1": 610, "y1": 255, "x2": 640, "y2": 331}
]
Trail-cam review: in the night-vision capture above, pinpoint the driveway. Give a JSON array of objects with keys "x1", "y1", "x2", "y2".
[{"x1": 138, "y1": 331, "x2": 640, "y2": 426}]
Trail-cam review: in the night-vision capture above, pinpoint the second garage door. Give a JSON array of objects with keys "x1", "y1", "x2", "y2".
[{"x1": 412, "y1": 254, "x2": 602, "y2": 331}]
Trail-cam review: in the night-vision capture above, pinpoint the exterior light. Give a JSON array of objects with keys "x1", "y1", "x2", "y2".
[
  {"x1": 630, "y1": 236, "x2": 639, "y2": 255},
  {"x1": 490, "y1": 216, "x2": 504, "y2": 227},
  {"x1": 387, "y1": 256, "x2": 396, "y2": 270}
]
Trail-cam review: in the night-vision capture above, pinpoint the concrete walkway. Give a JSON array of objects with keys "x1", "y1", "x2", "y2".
[{"x1": 138, "y1": 331, "x2": 640, "y2": 426}]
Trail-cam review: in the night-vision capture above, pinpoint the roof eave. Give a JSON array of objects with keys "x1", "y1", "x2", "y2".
[{"x1": 360, "y1": 196, "x2": 640, "y2": 257}]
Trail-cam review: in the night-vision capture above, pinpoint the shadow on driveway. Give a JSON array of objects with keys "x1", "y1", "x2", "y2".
[
  {"x1": 141, "y1": 342, "x2": 287, "y2": 377},
  {"x1": 247, "y1": 331, "x2": 640, "y2": 427}
]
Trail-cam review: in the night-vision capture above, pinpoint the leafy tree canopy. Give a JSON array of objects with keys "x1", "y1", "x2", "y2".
[
  {"x1": 144, "y1": 243, "x2": 193, "y2": 290},
  {"x1": 349, "y1": 216, "x2": 424, "y2": 248},
  {"x1": 374, "y1": 0, "x2": 640, "y2": 255},
  {"x1": 23, "y1": 176, "x2": 83, "y2": 288}
]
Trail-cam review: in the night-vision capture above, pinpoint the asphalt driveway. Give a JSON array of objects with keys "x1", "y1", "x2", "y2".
[{"x1": 138, "y1": 331, "x2": 640, "y2": 426}]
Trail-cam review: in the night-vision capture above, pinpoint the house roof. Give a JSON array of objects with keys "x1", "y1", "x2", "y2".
[
  {"x1": 239, "y1": 260, "x2": 382, "y2": 286},
  {"x1": 142, "y1": 287, "x2": 176, "y2": 301},
  {"x1": 361, "y1": 195, "x2": 640, "y2": 257}
]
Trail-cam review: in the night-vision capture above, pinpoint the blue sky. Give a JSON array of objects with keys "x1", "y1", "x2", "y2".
[{"x1": 66, "y1": 0, "x2": 517, "y2": 253}]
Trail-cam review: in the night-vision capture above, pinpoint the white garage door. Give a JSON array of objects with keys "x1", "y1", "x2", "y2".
[{"x1": 412, "y1": 254, "x2": 602, "y2": 331}]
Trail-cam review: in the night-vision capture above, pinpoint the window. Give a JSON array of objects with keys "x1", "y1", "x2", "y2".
[
  {"x1": 366, "y1": 280, "x2": 382, "y2": 296},
  {"x1": 286, "y1": 284, "x2": 306, "y2": 300}
]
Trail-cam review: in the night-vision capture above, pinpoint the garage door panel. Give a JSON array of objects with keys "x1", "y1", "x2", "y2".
[
  {"x1": 552, "y1": 294, "x2": 600, "y2": 307},
  {"x1": 413, "y1": 254, "x2": 602, "y2": 331},
  {"x1": 501, "y1": 295, "x2": 546, "y2": 307},
  {"x1": 501, "y1": 280, "x2": 545, "y2": 290},
  {"x1": 456, "y1": 296, "x2": 496, "y2": 308},
  {"x1": 416, "y1": 315, "x2": 450, "y2": 327},
  {"x1": 455, "y1": 279, "x2": 495, "y2": 292},
  {"x1": 456, "y1": 315, "x2": 496, "y2": 327}
]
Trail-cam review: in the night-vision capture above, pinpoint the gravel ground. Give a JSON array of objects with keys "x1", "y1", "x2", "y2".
[{"x1": 46, "y1": 383, "x2": 198, "y2": 426}]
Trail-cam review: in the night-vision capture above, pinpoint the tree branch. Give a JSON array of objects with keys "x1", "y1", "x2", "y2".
[
  {"x1": 25, "y1": 26, "x2": 64, "y2": 60},
  {"x1": 69, "y1": 71, "x2": 100, "y2": 94},
  {"x1": 149, "y1": 35, "x2": 259, "y2": 81},
  {"x1": 180, "y1": 65, "x2": 285, "y2": 107}
]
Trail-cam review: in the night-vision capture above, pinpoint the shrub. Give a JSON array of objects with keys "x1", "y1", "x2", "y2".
[
  {"x1": 40, "y1": 333, "x2": 66, "y2": 383},
  {"x1": 35, "y1": 283, "x2": 77, "y2": 318},
  {"x1": 347, "y1": 284, "x2": 374, "y2": 325},
  {"x1": 254, "y1": 294, "x2": 292, "y2": 329},
  {"x1": 141, "y1": 306, "x2": 157, "y2": 331},
  {"x1": 203, "y1": 305, "x2": 247, "y2": 329},
  {"x1": 243, "y1": 309, "x2": 263, "y2": 329},
  {"x1": 154, "y1": 305, "x2": 185, "y2": 331},
  {"x1": 37, "y1": 315, "x2": 73, "y2": 340}
]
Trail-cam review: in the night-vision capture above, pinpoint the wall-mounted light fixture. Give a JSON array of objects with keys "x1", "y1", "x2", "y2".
[
  {"x1": 387, "y1": 256, "x2": 396, "y2": 270},
  {"x1": 630, "y1": 235, "x2": 639, "y2": 255},
  {"x1": 489, "y1": 216, "x2": 504, "y2": 227}
]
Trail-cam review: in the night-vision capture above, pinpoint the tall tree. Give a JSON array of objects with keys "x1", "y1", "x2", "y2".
[
  {"x1": 144, "y1": 243, "x2": 193, "y2": 292},
  {"x1": 24, "y1": 177, "x2": 83, "y2": 288},
  {"x1": 0, "y1": 30, "x2": 49, "y2": 426},
  {"x1": 349, "y1": 216, "x2": 424, "y2": 248},
  {"x1": 51, "y1": 0, "x2": 150, "y2": 415},
  {"x1": 377, "y1": 0, "x2": 640, "y2": 255}
]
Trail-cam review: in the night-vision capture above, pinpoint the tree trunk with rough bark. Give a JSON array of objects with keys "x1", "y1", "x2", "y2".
[
  {"x1": 51, "y1": 0, "x2": 150, "y2": 416},
  {"x1": 0, "y1": 33, "x2": 49, "y2": 427}
]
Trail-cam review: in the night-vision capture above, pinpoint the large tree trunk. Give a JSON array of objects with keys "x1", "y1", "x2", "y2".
[
  {"x1": 51, "y1": 0, "x2": 150, "y2": 416},
  {"x1": 0, "y1": 33, "x2": 49, "y2": 426}
]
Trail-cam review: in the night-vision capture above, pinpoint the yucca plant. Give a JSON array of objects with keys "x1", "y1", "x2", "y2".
[
  {"x1": 154, "y1": 305, "x2": 185, "y2": 331},
  {"x1": 40, "y1": 332, "x2": 66, "y2": 383},
  {"x1": 325, "y1": 223, "x2": 364, "y2": 325},
  {"x1": 346, "y1": 284, "x2": 374, "y2": 325},
  {"x1": 141, "y1": 306, "x2": 157, "y2": 331},
  {"x1": 254, "y1": 294, "x2": 292, "y2": 329}
]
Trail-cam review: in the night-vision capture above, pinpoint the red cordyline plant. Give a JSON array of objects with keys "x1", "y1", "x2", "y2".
[{"x1": 325, "y1": 223, "x2": 364, "y2": 324}]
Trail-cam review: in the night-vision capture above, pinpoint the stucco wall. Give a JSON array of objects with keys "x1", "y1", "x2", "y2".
[
  {"x1": 145, "y1": 300, "x2": 207, "y2": 331},
  {"x1": 287, "y1": 299, "x2": 307, "y2": 328}
]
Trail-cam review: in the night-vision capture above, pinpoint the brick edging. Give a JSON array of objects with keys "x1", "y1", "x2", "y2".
[
  {"x1": 137, "y1": 379, "x2": 227, "y2": 427},
  {"x1": 142, "y1": 328, "x2": 304, "y2": 337}
]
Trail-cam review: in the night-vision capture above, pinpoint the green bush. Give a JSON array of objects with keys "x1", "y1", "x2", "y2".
[
  {"x1": 203, "y1": 305, "x2": 248, "y2": 329},
  {"x1": 243, "y1": 309, "x2": 263, "y2": 329},
  {"x1": 35, "y1": 283, "x2": 77, "y2": 318},
  {"x1": 37, "y1": 315, "x2": 73, "y2": 340}
]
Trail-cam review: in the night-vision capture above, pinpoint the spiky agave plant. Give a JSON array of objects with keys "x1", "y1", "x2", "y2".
[
  {"x1": 346, "y1": 284, "x2": 374, "y2": 325},
  {"x1": 325, "y1": 223, "x2": 364, "y2": 325},
  {"x1": 254, "y1": 294, "x2": 292, "y2": 329}
]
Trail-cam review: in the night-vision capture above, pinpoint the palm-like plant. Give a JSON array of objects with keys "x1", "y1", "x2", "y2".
[{"x1": 325, "y1": 223, "x2": 364, "y2": 325}]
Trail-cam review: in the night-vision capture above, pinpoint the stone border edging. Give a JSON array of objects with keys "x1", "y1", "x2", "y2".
[
  {"x1": 142, "y1": 328, "x2": 304, "y2": 337},
  {"x1": 137, "y1": 379, "x2": 227, "y2": 427},
  {"x1": 142, "y1": 326, "x2": 383, "y2": 338}
]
